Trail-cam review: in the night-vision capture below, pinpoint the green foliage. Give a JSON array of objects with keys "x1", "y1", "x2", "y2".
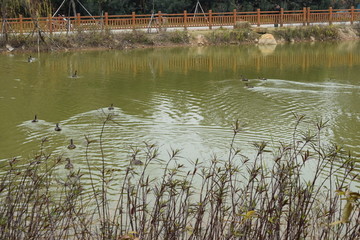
[
  {"x1": 155, "y1": 31, "x2": 190, "y2": 44},
  {"x1": 3, "y1": 0, "x2": 356, "y2": 18},
  {"x1": 0, "y1": 0, "x2": 52, "y2": 18},
  {"x1": 205, "y1": 27, "x2": 259, "y2": 44},
  {"x1": 352, "y1": 23, "x2": 360, "y2": 36},
  {"x1": 273, "y1": 25, "x2": 340, "y2": 41},
  {"x1": 121, "y1": 30, "x2": 154, "y2": 45}
]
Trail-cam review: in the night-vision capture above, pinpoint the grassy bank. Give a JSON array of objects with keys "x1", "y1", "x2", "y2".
[
  {"x1": 1, "y1": 24, "x2": 360, "y2": 53},
  {"x1": 0, "y1": 30, "x2": 192, "y2": 53},
  {"x1": 0, "y1": 114, "x2": 359, "y2": 239}
]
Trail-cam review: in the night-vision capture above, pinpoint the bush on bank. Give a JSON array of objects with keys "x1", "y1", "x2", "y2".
[
  {"x1": 0, "y1": 30, "x2": 191, "y2": 52},
  {"x1": 1, "y1": 24, "x2": 359, "y2": 53}
]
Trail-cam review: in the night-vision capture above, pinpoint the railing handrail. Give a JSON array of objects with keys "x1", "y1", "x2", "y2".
[{"x1": 1, "y1": 6, "x2": 359, "y2": 34}]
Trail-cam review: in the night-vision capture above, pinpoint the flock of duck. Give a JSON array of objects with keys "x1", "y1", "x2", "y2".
[
  {"x1": 30, "y1": 103, "x2": 118, "y2": 170},
  {"x1": 240, "y1": 75, "x2": 267, "y2": 88},
  {"x1": 28, "y1": 54, "x2": 117, "y2": 169}
]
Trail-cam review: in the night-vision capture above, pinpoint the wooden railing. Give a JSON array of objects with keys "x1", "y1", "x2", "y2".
[{"x1": 1, "y1": 7, "x2": 359, "y2": 34}]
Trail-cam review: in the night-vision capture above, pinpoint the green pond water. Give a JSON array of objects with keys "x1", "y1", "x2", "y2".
[{"x1": 0, "y1": 42, "x2": 359, "y2": 176}]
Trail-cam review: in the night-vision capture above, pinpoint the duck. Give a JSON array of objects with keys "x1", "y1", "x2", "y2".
[
  {"x1": 72, "y1": 70, "x2": 78, "y2": 78},
  {"x1": 55, "y1": 123, "x2": 62, "y2": 131},
  {"x1": 31, "y1": 114, "x2": 38, "y2": 123},
  {"x1": 258, "y1": 76, "x2": 267, "y2": 80},
  {"x1": 244, "y1": 83, "x2": 254, "y2": 89},
  {"x1": 108, "y1": 104, "x2": 114, "y2": 110},
  {"x1": 131, "y1": 155, "x2": 143, "y2": 165},
  {"x1": 65, "y1": 158, "x2": 73, "y2": 170},
  {"x1": 131, "y1": 159, "x2": 144, "y2": 165},
  {"x1": 240, "y1": 75, "x2": 248, "y2": 81},
  {"x1": 68, "y1": 139, "x2": 76, "y2": 149},
  {"x1": 27, "y1": 56, "x2": 33, "y2": 63}
]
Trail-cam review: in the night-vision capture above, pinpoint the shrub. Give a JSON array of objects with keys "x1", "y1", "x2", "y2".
[
  {"x1": 0, "y1": 113, "x2": 358, "y2": 239},
  {"x1": 120, "y1": 30, "x2": 154, "y2": 45},
  {"x1": 273, "y1": 25, "x2": 340, "y2": 41},
  {"x1": 206, "y1": 28, "x2": 259, "y2": 44}
]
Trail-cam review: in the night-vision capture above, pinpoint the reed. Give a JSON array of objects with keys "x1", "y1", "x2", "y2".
[{"x1": 0, "y1": 113, "x2": 359, "y2": 239}]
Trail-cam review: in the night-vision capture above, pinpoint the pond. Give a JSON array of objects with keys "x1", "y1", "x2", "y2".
[{"x1": 0, "y1": 41, "x2": 359, "y2": 177}]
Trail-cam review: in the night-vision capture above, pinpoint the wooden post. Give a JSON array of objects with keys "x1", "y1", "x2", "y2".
[
  {"x1": 307, "y1": 7, "x2": 310, "y2": 26},
  {"x1": 329, "y1": 7, "x2": 333, "y2": 25},
  {"x1": 105, "y1": 12, "x2": 108, "y2": 27},
  {"x1": 158, "y1": 11, "x2": 162, "y2": 31},
  {"x1": 77, "y1": 13, "x2": 80, "y2": 26},
  {"x1": 303, "y1": 7, "x2": 306, "y2": 26},
  {"x1": 280, "y1": 8, "x2": 284, "y2": 27},
  {"x1": 209, "y1": 10, "x2": 212, "y2": 30},
  {"x1": 350, "y1": 6, "x2": 354, "y2": 24},
  {"x1": 19, "y1": 15, "x2": 23, "y2": 34},
  {"x1": 48, "y1": 14, "x2": 52, "y2": 34},
  {"x1": 184, "y1": 10, "x2": 187, "y2": 30},
  {"x1": 233, "y1": 9, "x2": 237, "y2": 27},
  {"x1": 257, "y1": 9, "x2": 260, "y2": 26},
  {"x1": 132, "y1": 12, "x2": 136, "y2": 30}
]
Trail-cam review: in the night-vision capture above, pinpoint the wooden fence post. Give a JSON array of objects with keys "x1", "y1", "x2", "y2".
[
  {"x1": 307, "y1": 7, "x2": 310, "y2": 26},
  {"x1": 105, "y1": 12, "x2": 108, "y2": 27},
  {"x1": 158, "y1": 11, "x2": 162, "y2": 31},
  {"x1": 329, "y1": 7, "x2": 333, "y2": 25},
  {"x1": 184, "y1": 10, "x2": 187, "y2": 30},
  {"x1": 48, "y1": 14, "x2": 52, "y2": 34},
  {"x1": 77, "y1": 13, "x2": 80, "y2": 26},
  {"x1": 209, "y1": 10, "x2": 212, "y2": 29},
  {"x1": 19, "y1": 15, "x2": 23, "y2": 34},
  {"x1": 280, "y1": 8, "x2": 284, "y2": 27},
  {"x1": 233, "y1": 9, "x2": 237, "y2": 27},
  {"x1": 132, "y1": 12, "x2": 136, "y2": 30},
  {"x1": 350, "y1": 6, "x2": 354, "y2": 24},
  {"x1": 303, "y1": 7, "x2": 306, "y2": 26},
  {"x1": 257, "y1": 9, "x2": 260, "y2": 26}
]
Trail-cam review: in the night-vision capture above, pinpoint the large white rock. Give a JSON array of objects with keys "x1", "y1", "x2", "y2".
[
  {"x1": 6, "y1": 44, "x2": 14, "y2": 52},
  {"x1": 258, "y1": 33, "x2": 277, "y2": 45}
]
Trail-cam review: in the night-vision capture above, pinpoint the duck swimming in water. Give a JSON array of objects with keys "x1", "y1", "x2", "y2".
[
  {"x1": 65, "y1": 158, "x2": 73, "y2": 170},
  {"x1": 31, "y1": 114, "x2": 38, "y2": 123},
  {"x1": 108, "y1": 104, "x2": 114, "y2": 110},
  {"x1": 244, "y1": 83, "x2": 254, "y2": 89},
  {"x1": 258, "y1": 76, "x2": 267, "y2": 80},
  {"x1": 72, "y1": 70, "x2": 78, "y2": 78},
  {"x1": 27, "y1": 56, "x2": 33, "y2": 63},
  {"x1": 240, "y1": 75, "x2": 248, "y2": 81},
  {"x1": 68, "y1": 139, "x2": 76, "y2": 149},
  {"x1": 55, "y1": 123, "x2": 62, "y2": 131}
]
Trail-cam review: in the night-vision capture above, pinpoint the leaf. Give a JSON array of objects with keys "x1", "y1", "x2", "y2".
[
  {"x1": 329, "y1": 220, "x2": 343, "y2": 226},
  {"x1": 335, "y1": 189, "x2": 345, "y2": 196},
  {"x1": 243, "y1": 210, "x2": 256, "y2": 220},
  {"x1": 341, "y1": 201, "x2": 353, "y2": 223},
  {"x1": 349, "y1": 192, "x2": 360, "y2": 199}
]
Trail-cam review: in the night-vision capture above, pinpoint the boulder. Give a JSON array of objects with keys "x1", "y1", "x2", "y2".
[
  {"x1": 258, "y1": 33, "x2": 277, "y2": 45},
  {"x1": 6, "y1": 44, "x2": 14, "y2": 52},
  {"x1": 194, "y1": 34, "x2": 208, "y2": 46}
]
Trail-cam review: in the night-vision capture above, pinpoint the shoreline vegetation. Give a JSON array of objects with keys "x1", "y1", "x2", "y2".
[
  {"x1": 0, "y1": 114, "x2": 359, "y2": 239},
  {"x1": 1, "y1": 23, "x2": 360, "y2": 54}
]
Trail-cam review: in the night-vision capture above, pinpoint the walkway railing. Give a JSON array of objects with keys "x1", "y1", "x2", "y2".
[{"x1": 1, "y1": 7, "x2": 360, "y2": 34}]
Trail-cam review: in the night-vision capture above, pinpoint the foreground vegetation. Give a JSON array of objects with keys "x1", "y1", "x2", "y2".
[{"x1": 0, "y1": 113, "x2": 359, "y2": 239}]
